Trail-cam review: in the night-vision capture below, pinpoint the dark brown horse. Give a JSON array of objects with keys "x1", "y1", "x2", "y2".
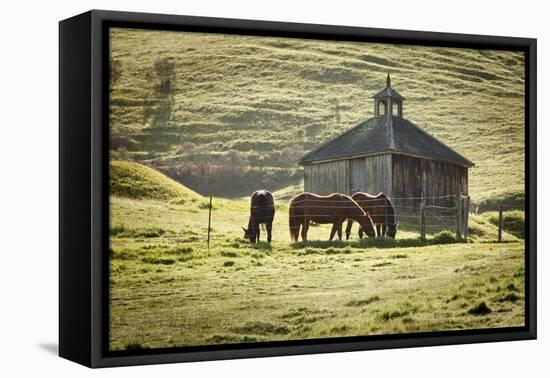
[
  {"x1": 345, "y1": 192, "x2": 398, "y2": 239},
  {"x1": 242, "y1": 190, "x2": 275, "y2": 243},
  {"x1": 289, "y1": 192, "x2": 376, "y2": 242}
]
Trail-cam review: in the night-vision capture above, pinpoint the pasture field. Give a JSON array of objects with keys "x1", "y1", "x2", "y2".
[
  {"x1": 107, "y1": 28, "x2": 527, "y2": 350},
  {"x1": 109, "y1": 28, "x2": 525, "y2": 207},
  {"x1": 109, "y1": 163, "x2": 525, "y2": 350}
]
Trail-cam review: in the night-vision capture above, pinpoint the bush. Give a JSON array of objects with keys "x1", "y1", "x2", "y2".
[{"x1": 431, "y1": 230, "x2": 459, "y2": 244}]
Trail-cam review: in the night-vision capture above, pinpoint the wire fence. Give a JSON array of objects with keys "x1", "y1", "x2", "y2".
[
  {"x1": 204, "y1": 192, "x2": 523, "y2": 246},
  {"x1": 206, "y1": 193, "x2": 472, "y2": 245}
]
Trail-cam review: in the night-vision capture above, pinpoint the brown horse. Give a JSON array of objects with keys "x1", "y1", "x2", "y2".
[
  {"x1": 345, "y1": 192, "x2": 398, "y2": 239},
  {"x1": 288, "y1": 192, "x2": 376, "y2": 242},
  {"x1": 242, "y1": 190, "x2": 275, "y2": 243}
]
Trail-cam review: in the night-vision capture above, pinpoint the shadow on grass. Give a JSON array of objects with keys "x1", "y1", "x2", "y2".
[
  {"x1": 291, "y1": 231, "x2": 466, "y2": 250},
  {"x1": 251, "y1": 241, "x2": 272, "y2": 251}
]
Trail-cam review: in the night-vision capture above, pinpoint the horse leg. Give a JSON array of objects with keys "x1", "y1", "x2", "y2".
[
  {"x1": 376, "y1": 224, "x2": 381, "y2": 237},
  {"x1": 256, "y1": 222, "x2": 260, "y2": 243},
  {"x1": 266, "y1": 222, "x2": 272, "y2": 243},
  {"x1": 301, "y1": 218, "x2": 309, "y2": 241},
  {"x1": 358, "y1": 227, "x2": 364, "y2": 239},
  {"x1": 329, "y1": 223, "x2": 337, "y2": 241},
  {"x1": 345, "y1": 218, "x2": 353, "y2": 240},
  {"x1": 382, "y1": 223, "x2": 387, "y2": 237},
  {"x1": 336, "y1": 220, "x2": 343, "y2": 241}
]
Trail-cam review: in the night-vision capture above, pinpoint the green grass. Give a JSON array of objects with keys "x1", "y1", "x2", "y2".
[
  {"x1": 484, "y1": 210, "x2": 525, "y2": 239},
  {"x1": 109, "y1": 28, "x2": 525, "y2": 204},
  {"x1": 110, "y1": 160, "x2": 200, "y2": 200},
  {"x1": 109, "y1": 189, "x2": 525, "y2": 351}
]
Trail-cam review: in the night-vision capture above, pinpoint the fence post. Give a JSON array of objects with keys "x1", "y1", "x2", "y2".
[
  {"x1": 455, "y1": 193, "x2": 462, "y2": 238},
  {"x1": 498, "y1": 203, "x2": 503, "y2": 242},
  {"x1": 463, "y1": 195, "x2": 470, "y2": 239},
  {"x1": 420, "y1": 203, "x2": 426, "y2": 241},
  {"x1": 207, "y1": 195, "x2": 213, "y2": 249}
]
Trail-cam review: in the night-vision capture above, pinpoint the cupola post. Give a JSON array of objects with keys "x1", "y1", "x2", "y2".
[{"x1": 373, "y1": 74, "x2": 404, "y2": 118}]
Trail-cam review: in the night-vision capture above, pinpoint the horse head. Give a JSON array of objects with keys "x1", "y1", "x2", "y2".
[
  {"x1": 359, "y1": 215, "x2": 377, "y2": 238},
  {"x1": 242, "y1": 227, "x2": 256, "y2": 243},
  {"x1": 386, "y1": 223, "x2": 399, "y2": 239}
]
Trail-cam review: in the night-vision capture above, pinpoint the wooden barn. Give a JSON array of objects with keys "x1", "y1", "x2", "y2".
[{"x1": 298, "y1": 75, "x2": 474, "y2": 210}]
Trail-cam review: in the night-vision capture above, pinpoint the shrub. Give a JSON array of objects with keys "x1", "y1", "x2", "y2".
[
  {"x1": 198, "y1": 201, "x2": 215, "y2": 210},
  {"x1": 431, "y1": 230, "x2": 458, "y2": 244}
]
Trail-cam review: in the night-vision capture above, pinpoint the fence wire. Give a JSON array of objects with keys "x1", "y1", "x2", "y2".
[{"x1": 201, "y1": 193, "x2": 477, "y2": 247}]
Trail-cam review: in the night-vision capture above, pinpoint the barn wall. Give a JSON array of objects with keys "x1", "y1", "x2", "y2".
[
  {"x1": 303, "y1": 155, "x2": 468, "y2": 204},
  {"x1": 303, "y1": 160, "x2": 350, "y2": 195},
  {"x1": 391, "y1": 154, "x2": 468, "y2": 209},
  {"x1": 349, "y1": 154, "x2": 392, "y2": 195},
  {"x1": 303, "y1": 154, "x2": 392, "y2": 196}
]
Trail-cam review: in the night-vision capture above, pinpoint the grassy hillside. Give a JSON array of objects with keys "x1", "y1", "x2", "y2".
[
  {"x1": 110, "y1": 160, "x2": 200, "y2": 200},
  {"x1": 109, "y1": 28, "x2": 525, "y2": 204}
]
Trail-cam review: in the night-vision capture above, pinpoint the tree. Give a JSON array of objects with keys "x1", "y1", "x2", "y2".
[{"x1": 151, "y1": 57, "x2": 175, "y2": 94}]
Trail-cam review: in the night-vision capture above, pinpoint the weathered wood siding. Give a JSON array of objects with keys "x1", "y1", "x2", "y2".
[
  {"x1": 349, "y1": 154, "x2": 392, "y2": 195},
  {"x1": 391, "y1": 154, "x2": 468, "y2": 209},
  {"x1": 303, "y1": 154, "x2": 392, "y2": 195},
  {"x1": 303, "y1": 154, "x2": 468, "y2": 213},
  {"x1": 304, "y1": 160, "x2": 350, "y2": 195}
]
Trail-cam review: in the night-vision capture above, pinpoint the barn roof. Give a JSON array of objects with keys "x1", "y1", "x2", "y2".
[
  {"x1": 298, "y1": 115, "x2": 475, "y2": 167},
  {"x1": 373, "y1": 87, "x2": 405, "y2": 100}
]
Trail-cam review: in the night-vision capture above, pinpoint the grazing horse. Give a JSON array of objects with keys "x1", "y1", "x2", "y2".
[
  {"x1": 242, "y1": 190, "x2": 275, "y2": 243},
  {"x1": 288, "y1": 192, "x2": 376, "y2": 242},
  {"x1": 345, "y1": 192, "x2": 398, "y2": 239}
]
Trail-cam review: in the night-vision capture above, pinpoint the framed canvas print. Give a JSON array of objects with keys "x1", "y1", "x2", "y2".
[{"x1": 59, "y1": 10, "x2": 537, "y2": 368}]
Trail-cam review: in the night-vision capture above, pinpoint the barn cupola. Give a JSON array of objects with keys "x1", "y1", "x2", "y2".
[{"x1": 373, "y1": 74, "x2": 405, "y2": 118}]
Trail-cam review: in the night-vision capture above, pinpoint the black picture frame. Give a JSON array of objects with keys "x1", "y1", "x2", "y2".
[{"x1": 59, "y1": 9, "x2": 537, "y2": 368}]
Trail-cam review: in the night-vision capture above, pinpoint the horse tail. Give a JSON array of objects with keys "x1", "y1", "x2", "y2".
[{"x1": 289, "y1": 202, "x2": 300, "y2": 242}]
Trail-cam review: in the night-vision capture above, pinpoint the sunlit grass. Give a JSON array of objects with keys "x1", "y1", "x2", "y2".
[{"x1": 109, "y1": 193, "x2": 525, "y2": 351}]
